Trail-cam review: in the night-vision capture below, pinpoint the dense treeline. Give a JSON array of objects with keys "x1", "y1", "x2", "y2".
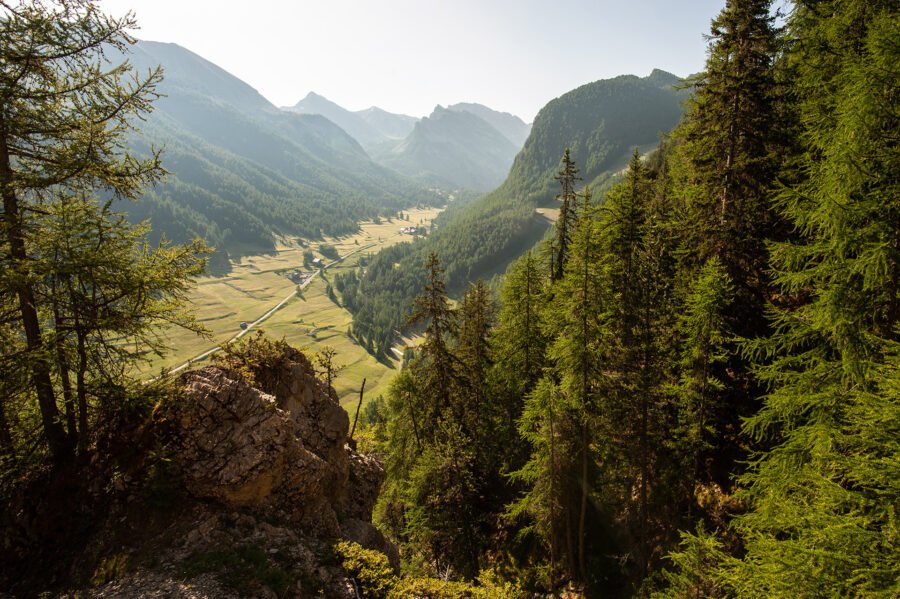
[
  {"x1": 359, "y1": 0, "x2": 899, "y2": 596},
  {"x1": 339, "y1": 71, "x2": 688, "y2": 353},
  {"x1": 335, "y1": 195, "x2": 545, "y2": 358}
]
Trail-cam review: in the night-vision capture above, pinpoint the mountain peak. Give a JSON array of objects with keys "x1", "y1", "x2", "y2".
[
  {"x1": 645, "y1": 68, "x2": 682, "y2": 88},
  {"x1": 446, "y1": 102, "x2": 531, "y2": 148}
]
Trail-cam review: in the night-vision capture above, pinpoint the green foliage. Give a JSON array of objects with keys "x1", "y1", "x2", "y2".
[
  {"x1": 491, "y1": 250, "x2": 549, "y2": 398},
  {"x1": 651, "y1": 525, "x2": 729, "y2": 599},
  {"x1": 318, "y1": 244, "x2": 340, "y2": 261},
  {"x1": 334, "y1": 541, "x2": 397, "y2": 599},
  {"x1": 342, "y1": 71, "x2": 687, "y2": 354},
  {"x1": 213, "y1": 331, "x2": 294, "y2": 389},
  {"x1": 671, "y1": 258, "x2": 734, "y2": 482},
  {"x1": 334, "y1": 541, "x2": 523, "y2": 599},
  {"x1": 180, "y1": 544, "x2": 294, "y2": 597},
  {"x1": 713, "y1": 1, "x2": 900, "y2": 594},
  {"x1": 0, "y1": 0, "x2": 208, "y2": 460},
  {"x1": 388, "y1": 576, "x2": 498, "y2": 599}
]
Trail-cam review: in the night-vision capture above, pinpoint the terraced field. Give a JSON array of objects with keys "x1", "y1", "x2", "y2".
[{"x1": 139, "y1": 207, "x2": 441, "y2": 409}]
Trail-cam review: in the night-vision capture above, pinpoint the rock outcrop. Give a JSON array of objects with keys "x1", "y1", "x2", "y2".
[
  {"x1": 2, "y1": 342, "x2": 391, "y2": 598},
  {"x1": 160, "y1": 345, "x2": 387, "y2": 546}
]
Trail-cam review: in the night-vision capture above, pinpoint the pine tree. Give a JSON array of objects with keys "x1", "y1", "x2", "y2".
[{"x1": 551, "y1": 149, "x2": 581, "y2": 282}]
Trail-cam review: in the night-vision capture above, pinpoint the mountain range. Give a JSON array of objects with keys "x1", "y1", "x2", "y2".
[
  {"x1": 284, "y1": 91, "x2": 417, "y2": 149},
  {"x1": 287, "y1": 93, "x2": 532, "y2": 192},
  {"x1": 373, "y1": 105, "x2": 521, "y2": 191},
  {"x1": 112, "y1": 40, "x2": 683, "y2": 285},
  {"x1": 116, "y1": 41, "x2": 434, "y2": 269}
]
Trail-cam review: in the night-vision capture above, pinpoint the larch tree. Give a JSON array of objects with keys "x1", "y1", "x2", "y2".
[
  {"x1": 725, "y1": 0, "x2": 900, "y2": 594},
  {"x1": 492, "y1": 250, "x2": 549, "y2": 398},
  {"x1": 0, "y1": 0, "x2": 207, "y2": 461},
  {"x1": 658, "y1": 0, "x2": 900, "y2": 595},
  {"x1": 406, "y1": 252, "x2": 458, "y2": 432}
]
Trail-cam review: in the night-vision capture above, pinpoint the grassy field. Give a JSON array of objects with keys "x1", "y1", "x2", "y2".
[{"x1": 139, "y1": 207, "x2": 441, "y2": 409}]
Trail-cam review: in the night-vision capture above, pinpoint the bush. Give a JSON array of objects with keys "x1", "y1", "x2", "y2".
[
  {"x1": 333, "y1": 541, "x2": 524, "y2": 598},
  {"x1": 333, "y1": 541, "x2": 397, "y2": 598},
  {"x1": 213, "y1": 331, "x2": 294, "y2": 389}
]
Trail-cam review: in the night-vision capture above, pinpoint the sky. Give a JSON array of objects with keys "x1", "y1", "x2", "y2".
[{"x1": 97, "y1": 0, "x2": 726, "y2": 122}]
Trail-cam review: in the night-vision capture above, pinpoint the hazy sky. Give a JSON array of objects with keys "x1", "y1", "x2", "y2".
[{"x1": 98, "y1": 0, "x2": 725, "y2": 122}]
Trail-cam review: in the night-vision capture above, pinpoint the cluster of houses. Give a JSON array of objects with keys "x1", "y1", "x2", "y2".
[
  {"x1": 288, "y1": 270, "x2": 314, "y2": 284},
  {"x1": 399, "y1": 226, "x2": 426, "y2": 236}
]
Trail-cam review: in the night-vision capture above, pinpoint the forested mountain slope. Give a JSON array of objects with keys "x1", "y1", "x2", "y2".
[
  {"x1": 374, "y1": 105, "x2": 520, "y2": 192},
  {"x1": 337, "y1": 70, "x2": 688, "y2": 356},
  {"x1": 116, "y1": 41, "x2": 433, "y2": 266},
  {"x1": 361, "y1": 1, "x2": 900, "y2": 595}
]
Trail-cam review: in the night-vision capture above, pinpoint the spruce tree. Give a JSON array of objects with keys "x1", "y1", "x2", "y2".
[
  {"x1": 551, "y1": 149, "x2": 582, "y2": 282},
  {"x1": 673, "y1": 0, "x2": 782, "y2": 340}
]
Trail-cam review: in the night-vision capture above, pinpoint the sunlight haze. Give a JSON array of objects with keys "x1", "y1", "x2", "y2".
[{"x1": 98, "y1": 0, "x2": 724, "y2": 121}]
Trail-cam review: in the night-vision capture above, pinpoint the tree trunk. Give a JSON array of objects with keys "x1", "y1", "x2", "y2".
[
  {"x1": 52, "y1": 297, "x2": 78, "y2": 441},
  {"x1": 548, "y1": 397, "x2": 558, "y2": 574},
  {"x1": 719, "y1": 91, "x2": 740, "y2": 225},
  {"x1": 578, "y1": 422, "x2": 588, "y2": 580},
  {"x1": 0, "y1": 398, "x2": 13, "y2": 453},
  {"x1": 75, "y1": 324, "x2": 89, "y2": 454},
  {"x1": 0, "y1": 120, "x2": 69, "y2": 461}
]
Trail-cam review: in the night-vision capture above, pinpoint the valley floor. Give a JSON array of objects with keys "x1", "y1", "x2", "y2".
[{"x1": 136, "y1": 206, "x2": 442, "y2": 408}]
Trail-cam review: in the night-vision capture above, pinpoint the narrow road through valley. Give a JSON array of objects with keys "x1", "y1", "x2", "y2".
[{"x1": 158, "y1": 239, "x2": 383, "y2": 379}]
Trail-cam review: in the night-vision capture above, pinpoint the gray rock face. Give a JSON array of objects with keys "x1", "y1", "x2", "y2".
[{"x1": 161, "y1": 346, "x2": 386, "y2": 544}]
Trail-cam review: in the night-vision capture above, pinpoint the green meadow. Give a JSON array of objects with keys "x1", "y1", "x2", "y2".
[{"x1": 139, "y1": 207, "x2": 441, "y2": 409}]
